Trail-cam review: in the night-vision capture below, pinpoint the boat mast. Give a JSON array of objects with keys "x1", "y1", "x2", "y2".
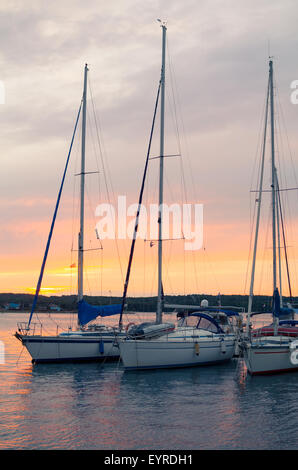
[
  {"x1": 269, "y1": 59, "x2": 280, "y2": 331},
  {"x1": 156, "y1": 23, "x2": 166, "y2": 325},
  {"x1": 269, "y1": 59, "x2": 277, "y2": 294},
  {"x1": 78, "y1": 64, "x2": 88, "y2": 305},
  {"x1": 247, "y1": 76, "x2": 270, "y2": 330}
]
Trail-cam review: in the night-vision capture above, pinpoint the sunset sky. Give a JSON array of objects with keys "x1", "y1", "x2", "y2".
[{"x1": 1, "y1": 0, "x2": 298, "y2": 299}]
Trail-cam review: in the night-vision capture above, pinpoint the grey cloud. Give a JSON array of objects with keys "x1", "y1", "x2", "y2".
[{"x1": 1, "y1": 0, "x2": 298, "y2": 232}]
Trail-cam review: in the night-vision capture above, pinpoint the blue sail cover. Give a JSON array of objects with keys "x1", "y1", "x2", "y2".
[
  {"x1": 78, "y1": 300, "x2": 122, "y2": 326},
  {"x1": 273, "y1": 288, "x2": 294, "y2": 318}
]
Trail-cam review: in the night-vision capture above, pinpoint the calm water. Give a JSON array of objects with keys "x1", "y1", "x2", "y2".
[{"x1": 0, "y1": 312, "x2": 298, "y2": 450}]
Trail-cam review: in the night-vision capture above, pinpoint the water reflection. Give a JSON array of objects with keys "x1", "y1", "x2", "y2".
[{"x1": 1, "y1": 313, "x2": 298, "y2": 449}]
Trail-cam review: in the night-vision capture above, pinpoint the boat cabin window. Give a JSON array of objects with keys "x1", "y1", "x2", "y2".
[
  {"x1": 196, "y1": 316, "x2": 219, "y2": 333},
  {"x1": 182, "y1": 316, "x2": 199, "y2": 327},
  {"x1": 181, "y1": 315, "x2": 219, "y2": 333}
]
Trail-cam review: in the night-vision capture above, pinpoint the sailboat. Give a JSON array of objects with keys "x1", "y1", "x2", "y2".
[
  {"x1": 118, "y1": 24, "x2": 238, "y2": 370},
  {"x1": 15, "y1": 64, "x2": 126, "y2": 363},
  {"x1": 241, "y1": 59, "x2": 298, "y2": 375}
]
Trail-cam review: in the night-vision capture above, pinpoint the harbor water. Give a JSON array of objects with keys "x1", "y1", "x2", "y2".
[{"x1": 0, "y1": 312, "x2": 298, "y2": 450}]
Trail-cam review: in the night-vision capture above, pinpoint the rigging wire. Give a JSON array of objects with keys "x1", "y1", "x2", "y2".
[
  {"x1": 88, "y1": 75, "x2": 125, "y2": 285},
  {"x1": 83, "y1": 107, "x2": 105, "y2": 297},
  {"x1": 166, "y1": 36, "x2": 200, "y2": 295},
  {"x1": 243, "y1": 81, "x2": 269, "y2": 296},
  {"x1": 277, "y1": 178, "x2": 292, "y2": 299},
  {"x1": 163, "y1": 86, "x2": 186, "y2": 296},
  {"x1": 68, "y1": 118, "x2": 81, "y2": 328},
  {"x1": 256, "y1": 201, "x2": 271, "y2": 296},
  {"x1": 269, "y1": 64, "x2": 297, "y2": 298},
  {"x1": 119, "y1": 81, "x2": 161, "y2": 325},
  {"x1": 275, "y1": 79, "x2": 298, "y2": 292},
  {"x1": 28, "y1": 102, "x2": 82, "y2": 328}
]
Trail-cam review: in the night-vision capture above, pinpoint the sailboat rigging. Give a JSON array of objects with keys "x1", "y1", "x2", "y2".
[
  {"x1": 118, "y1": 24, "x2": 240, "y2": 370},
  {"x1": 15, "y1": 64, "x2": 126, "y2": 363},
  {"x1": 118, "y1": 82, "x2": 161, "y2": 329},
  {"x1": 241, "y1": 59, "x2": 298, "y2": 375}
]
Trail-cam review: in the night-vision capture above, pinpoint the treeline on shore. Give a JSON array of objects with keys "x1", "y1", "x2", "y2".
[{"x1": 1, "y1": 292, "x2": 295, "y2": 313}]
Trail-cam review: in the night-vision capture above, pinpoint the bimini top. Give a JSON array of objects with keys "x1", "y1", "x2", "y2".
[{"x1": 182, "y1": 312, "x2": 225, "y2": 334}]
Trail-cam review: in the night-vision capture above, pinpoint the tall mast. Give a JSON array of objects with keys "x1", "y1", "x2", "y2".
[
  {"x1": 247, "y1": 76, "x2": 270, "y2": 328},
  {"x1": 269, "y1": 59, "x2": 280, "y2": 332},
  {"x1": 156, "y1": 24, "x2": 167, "y2": 324},
  {"x1": 269, "y1": 59, "x2": 277, "y2": 294},
  {"x1": 78, "y1": 64, "x2": 88, "y2": 304}
]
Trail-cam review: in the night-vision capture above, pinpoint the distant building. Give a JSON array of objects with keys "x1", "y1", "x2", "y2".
[
  {"x1": 49, "y1": 304, "x2": 61, "y2": 312},
  {"x1": 5, "y1": 302, "x2": 21, "y2": 310}
]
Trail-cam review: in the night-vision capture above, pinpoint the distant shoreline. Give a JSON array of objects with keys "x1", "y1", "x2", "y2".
[{"x1": 1, "y1": 292, "x2": 296, "y2": 314}]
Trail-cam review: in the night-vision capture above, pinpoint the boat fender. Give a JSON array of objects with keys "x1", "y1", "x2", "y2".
[
  {"x1": 194, "y1": 342, "x2": 200, "y2": 355},
  {"x1": 289, "y1": 339, "x2": 298, "y2": 365},
  {"x1": 99, "y1": 340, "x2": 104, "y2": 355},
  {"x1": 220, "y1": 339, "x2": 226, "y2": 354}
]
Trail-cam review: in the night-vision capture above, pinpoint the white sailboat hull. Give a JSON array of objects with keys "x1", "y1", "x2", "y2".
[
  {"x1": 18, "y1": 333, "x2": 123, "y2": 363},
  {"x1": 119, "y1": 330, "x2": 236, "y2": 370},
  {"x1": 242, "y1": 337, "x2": 298, "y2": 375}
]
